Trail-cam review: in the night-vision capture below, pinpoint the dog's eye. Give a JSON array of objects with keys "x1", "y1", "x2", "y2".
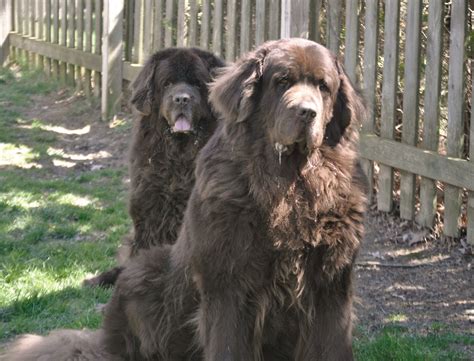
[
  {"x1": 319, "y1": 81, "x2": 330, "y2": 93},
  {"x1": 164, "y1": 81, "x2": 172, "y2": 88},
  {"x1": 276, "y1": 76, "x2": 289, "y2": 87}
]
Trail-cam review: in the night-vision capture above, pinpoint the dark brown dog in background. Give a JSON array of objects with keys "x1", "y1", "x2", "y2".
[{"x1": 84, "y1": 48, "x2": 225, "y2": 287}]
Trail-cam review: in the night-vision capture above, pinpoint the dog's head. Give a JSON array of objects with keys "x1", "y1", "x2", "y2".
[
  {"x1": 210, "y1": 38, "x2": 365, "y2": 157},
  {"x1": 130, "y1": 48, "x2": 225, "y2": 135}
]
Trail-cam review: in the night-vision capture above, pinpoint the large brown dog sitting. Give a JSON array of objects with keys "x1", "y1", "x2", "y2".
[
  {"x1": 106, "y1": 38, "x2": 369, "y2": 360},
  {"x1": 84, "y1": 47, "x2": 225, "y2": 287},
  {"x1": 3, "y1": 39, "x2": 367, "y2": 361}
]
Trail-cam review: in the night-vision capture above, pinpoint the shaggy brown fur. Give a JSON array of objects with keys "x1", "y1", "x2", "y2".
[
  {"x1": 84, "y1": 48, "x2": 225, "y2": 287},
  {"x1": 3, "y1": 39, "x2": 367, "y2": 361}
]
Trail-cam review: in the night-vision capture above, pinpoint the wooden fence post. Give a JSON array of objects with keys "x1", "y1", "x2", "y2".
[
  {"x1": 0, "y1": 0, "x2": 12, "y2": 66},
  {"x1": 101, "y1": 0, "x2": 124, "y2": 121},
  {"x1": 281, "y1": 0, "x2": 310, "y2": 39}
]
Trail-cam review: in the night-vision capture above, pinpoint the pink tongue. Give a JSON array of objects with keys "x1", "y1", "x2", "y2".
[{"x1": 173, "y1": 116, "x2": 191, "y2": 132}]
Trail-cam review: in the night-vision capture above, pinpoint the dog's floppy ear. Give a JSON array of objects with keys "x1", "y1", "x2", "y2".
[
  {"x1": 130, "y1": 55, "x2": 160, "y2": 116},
  {"x1": 209, "y1": 48, "x2": 267, "y2": 123},
  {"x1": 324, "y1": 60, "x2": 366, "y2": 146}
]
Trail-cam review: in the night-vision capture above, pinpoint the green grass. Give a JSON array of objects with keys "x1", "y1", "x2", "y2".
[
  {"x1": 0, "y1": 67, "x2": 130, "y2": 339},
  {"x1": 0, "y1": 67, "x2": 472, "y2": 360},
  {"x1": 354, "y1": 325, "x2": 473, "y2": 361}
]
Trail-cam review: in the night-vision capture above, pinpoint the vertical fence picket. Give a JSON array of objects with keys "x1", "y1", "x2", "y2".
[
  {"x1": 177, "y1": 0, "x2": 185, "y2": 47},
  {"x1": 468, "y1": 67, "x2": 474, "y2": 245},
  {"x1": 255, "y1": 0, "x2": 265, "y2": 47},
  {"x1": 75, "y1": 0, "x2": 83, "y2": 89},
  {"x1": 400, "y1": 0, "x2": 422, "y2": 220},
  {"x1": 37, "y1": 0, "x2": 44, "y2": 70},
  {"x1": 101, "y1": 0, "x2": 123, "y2": 120},
  {"x1": 361, "y1": 0, "x2": 379, "y2": 202},
  {"x1": 212, "y1": 0, "x2": 222, "y2": 55},
  {"x1": 152, "y1": 0, "x2": 163, "y2": 51},
  {"x1": 326, "y1": 0, "x2": 342, "y2": 53},
  {"x1": 23, "y1": 0, "x2": 29, "y2": 65},
  {"x1": 143, "y1": 0, "x2": 153, "y2": 55},
  {"x1": 240, "y1": 0, "x2": 250, "y2": 55},
  {"x1": 418, "y1": 0, "x2": 443, "y2": 227},
  {"x1": 133, "y1": 0, "x2": 143, "y2": 62},
  {"x1": 93, "y1": 0, "x2": 101, "y2": 97},
  {"x1": 30, "y1": 0, "x2": 37, "y2": 66},
  {"x1": 188, "y1": 0, "x2": 197, "y2": 47},
  {"x1": 59, "y1": 0, "x2": 67, "y2": 82},
  {"x1": 444, "y1": 0, "x2": 466, "y2": 237},
  {"x1": 268, "y1": 0, "x2": 280, "y2": 40},
  {"x1": 200, "y1": 0, "x2": 210, "y2": 49},
  {"x1": 0, "y1": 0, "x2": 12, "y2": 65},
  {"x1": 309, "y1": 0, "x2": 322, "y2": 42},
  {"x1": 344, "y1": 0, "x2": 358, "y2": 83},
  {"x1": 377, "y1": 0, "x2": 400, "y2": 212},
  {"x1": 84, "y1": 0, "x2": 92, "y2": 95},
  {"x1": 164, "y1": 0, "x2": 174, "y2": 48},
  {"x1": 52, "y1": 0, "x2": 59, "y2": 77},
  {"x1": 67, "y1": 0, "x2": 75, "y2": 85},
  {"x1": 225, "y1": 0, "x2": 236, "y2": 60},
  {"x1": 45, "y1": 0, "x2": 51, "y2": 75}
]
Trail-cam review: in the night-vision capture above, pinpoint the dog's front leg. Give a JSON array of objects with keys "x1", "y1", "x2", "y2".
[
  {"x1": 197, "y1": 287, "x2": 257, "y2": 361},
  {"x1": 296, "y1": 265, "x2": 355, "y2": 361}
]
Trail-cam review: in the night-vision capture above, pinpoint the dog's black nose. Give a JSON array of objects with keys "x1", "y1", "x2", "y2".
[
  {"x1": 173, "y1": 93, "x2": 191, "y2": 105},
  {"x1": 297, "y1": 106, "x2": 317, "y2": 121}
]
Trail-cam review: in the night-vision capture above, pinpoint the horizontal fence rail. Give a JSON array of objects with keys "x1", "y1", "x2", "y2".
[{"x1": 0, "y1": 0, "x2": 472, "y2": 244}]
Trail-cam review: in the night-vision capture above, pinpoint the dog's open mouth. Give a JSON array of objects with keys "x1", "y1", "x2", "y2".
[
  {"x1": 274, "y1": 138, "x2": 310, "y2": 164},
  {"x1": 172, "y1": 115, "x2": 193, "y2": 134}
]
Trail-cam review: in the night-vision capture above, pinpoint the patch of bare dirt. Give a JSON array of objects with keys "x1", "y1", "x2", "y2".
[
  {"x1": 21, "y1": 88, "x2": 132, "y2": 176},
  {"x1": 356, "y1": 207, "x2": 473, "y2": 336}
]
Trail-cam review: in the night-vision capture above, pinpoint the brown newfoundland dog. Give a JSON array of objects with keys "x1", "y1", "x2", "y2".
[
  {"x1": 3, "y1": 38, "x2": 367, "y2": 361},
  {"x1": 84, "y1": 47, "x2": 225, "y2": 287}
]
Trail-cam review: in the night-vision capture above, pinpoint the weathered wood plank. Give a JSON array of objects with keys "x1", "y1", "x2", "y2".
[
  {"x1": 344, "y1": 0, "x2": 358, "y2": 83},
  {"x1": 101, "y1": 0, "x2": 124, "y2": 120},
  {"x1": 123, "y1": 61, "x2": 142, "y2": 82},
  {"x1": 75, "y1": 0, "x2": 83, "y2": 89},
  {"x1": 361, "y1": 0, "x2": 379, "y2": 202},
  {"x1": 132, "y1": 0, "x2": 143, "y2": 62},
  {"x1": 225, "y1": 0, "x2": 236, "y2": 60},
  {"x1": 268, "y1": 0, "x2": 280, "y2": 40},
  {"x1": 164, "y1": 0, "x2": 174, "y2": 47},
  {"x1": 326, "y1": 0, "x2": 341, "y2": 53},
  {"x1": 255, "y1": 0, "x2": 265, "y2": 46},
  {"x1": 45, "y1": 0, "x2": 51, "y2": 74},
  {"x1": 188, "y1": 0, "x2": 197, "y2": 47},
  {"x1": 52, "y1": 0, "x2": 59, "y2": 77},
  {"x1": 143, "y1": 0, "x2": 153, "y2": 55},
  {"x1": 290, "y1": 0, "x2": 310, "y2": 38},
  {"x1": 0, "y1": 0, "x2": 12, "y2": 65},
  {"x1": 444, "y1": 0, "x2": 466, "y2": 237},
  {"x1": 9, "y1": 32, "x2": 101, "y2": 70},
  {"x1": 280, "y1": 0, "x2": 290, "y2": 38},
  {"x1": 360, "y1": 134, "x2": 474, "y2": 192},
  {"x1": 93, "y1": 0, "x2": 102, "y2": 97},
  {"x1": 37, "y1": 0, "x2": 44, "y2": 69},
  {"x1": 240, "y1": 0, "x2": 250, "y2": 55},
  {"x1": 59, "y1": 0, "x2": 67, "y2": 82},
  {"x1": 468, "y1": 61, "x2": 474, "y2": 244},
  {"x1": 152, "y1": 0, "x2": 163, "y2": 51},
  {"x1": 200, "y1": 0, "x2": 210, "y2": 49},
  {"x1": 400, "y1": 0, "x2": 422, "y2": 220},
  {"x1": 418, "y1": 0, "x2": 443, "y2": 228},
  {"x1": 84, "y1": 0, "x2": 92, "y2": 95},
  {"x1": 378, "y1": 0, "x2": 400, "y2": 212},
  {"x1": 30, "y1": 0, "x2": 37, "y2": 66},
  {"x1": 212, "y1": 0, "x2": 223, "y2": 55},
  {"x1": 177, "y1": 0, "x2": 185, "y2": 47},
  {"x1": 309, "y1": 0, "x2": 322, "y2": 42},
  {"x1": 66, "y1": 0, "x2": 75, "y2": 84}
]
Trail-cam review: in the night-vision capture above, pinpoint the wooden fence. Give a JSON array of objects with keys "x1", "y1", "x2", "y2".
[{"x1": 0, "y1": 0, "x2": 473, "y2": 244}]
